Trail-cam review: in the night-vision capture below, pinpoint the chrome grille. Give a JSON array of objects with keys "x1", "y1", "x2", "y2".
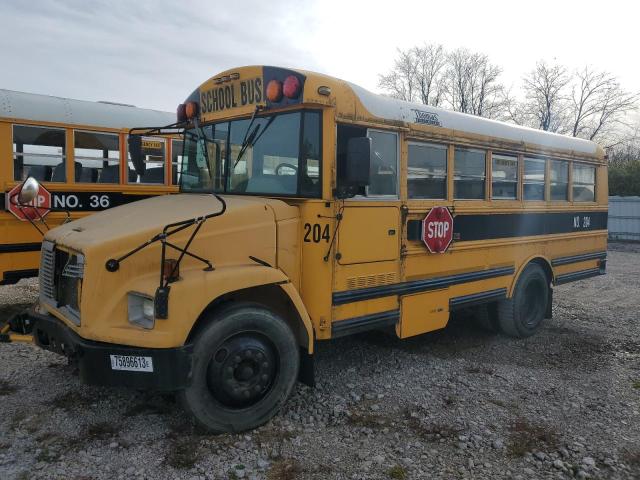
[
  {"x1": 38, "y1": 241, "x2": 84, "y2": 326},
  {"x1": 39, "y1": 241, "x2": 55, "y2": 302}
]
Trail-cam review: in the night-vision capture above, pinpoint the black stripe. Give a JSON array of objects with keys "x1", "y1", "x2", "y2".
[
  {"x1": 449, "y1": 288, "x2": 507, "y2": 310},
  {"x1": 551, "y1": 251, "x2": 607, "y2": 266},
  {"x1": 0, "y1": 242, "x2": 42, "y2": 253},
  {"x1": 333, "y1": 266, "x2": 514, "y2": 305},
  {"x1": 407, "y1": 211, "x2": 608, "y2": 243},
  {"x1": 2, "y1": 191, "x2": 154, "y2": 213},
  {"x1": 0, "y1": 268, "x2": 39, "y2": 285},
  {"x1": 555, "y1": 268, "x2": 603, "y2": 285},
  {"x1": 332, "y1": 310, "x2": 399, "y2": 338}
]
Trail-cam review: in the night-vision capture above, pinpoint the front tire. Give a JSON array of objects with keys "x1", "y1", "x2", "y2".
[
  {"x1": 178, "y1": 304, "x2": 299, "y2": 433},
  {"x1": 498, "y1": 263, "x2": 549, "y2": 338}
]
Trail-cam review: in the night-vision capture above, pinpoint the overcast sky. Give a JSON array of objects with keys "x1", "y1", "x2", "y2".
[{"x1": 1, "y1": 0, "x2": 638, "y2": 113}]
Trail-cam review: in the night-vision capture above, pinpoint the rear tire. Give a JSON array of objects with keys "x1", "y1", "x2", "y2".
[
  {"x1": 178, "y1": 304, "x2": 299, "y2": 433},
  {"x1": 498, "y1": 263, "x2": 549, "y2": 338}
]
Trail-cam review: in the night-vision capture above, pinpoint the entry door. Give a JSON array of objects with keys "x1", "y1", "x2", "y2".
[{"x1": 334, "y1": 129, "x2": 401, "y2": 297}]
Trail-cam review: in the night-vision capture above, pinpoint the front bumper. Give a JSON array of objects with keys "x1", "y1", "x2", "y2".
[{"x1": 27, "y1": 310, "x2": 193, "y2": 391}]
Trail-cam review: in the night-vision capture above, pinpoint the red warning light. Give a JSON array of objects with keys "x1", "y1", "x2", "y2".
[{"x1": 283, "y1": 75, "x2": 301, "y2": 99}]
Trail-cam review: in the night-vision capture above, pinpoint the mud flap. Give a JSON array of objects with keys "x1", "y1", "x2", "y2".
[
  {"x1": 298, "y1": 348, "x2": 315, "y2": 387},
  {"x1": 545, "y1": 287, "x2": 553, "y2": 319}
]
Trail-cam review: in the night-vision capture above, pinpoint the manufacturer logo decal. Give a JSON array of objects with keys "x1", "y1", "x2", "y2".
[{"x1": 412, "y1": 109, "x2": 441, "y2": 126}]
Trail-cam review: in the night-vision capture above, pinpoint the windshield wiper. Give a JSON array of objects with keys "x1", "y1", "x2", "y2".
[{"x1": 233, "y1": 106, "x2": 262, "y2": 169}]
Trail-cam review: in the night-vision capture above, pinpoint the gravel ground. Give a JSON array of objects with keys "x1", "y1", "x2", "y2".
[{"x1": 1, "y1": 243, "x2": 638, "y2": 480}]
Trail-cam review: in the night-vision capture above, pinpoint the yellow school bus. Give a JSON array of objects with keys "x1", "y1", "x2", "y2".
[
  {"x1": 4, "y1": 66, "x2": 607, "y2": 432},
  {"x1": 0, "y1": 89, "x2": 178, "y2": 285}
]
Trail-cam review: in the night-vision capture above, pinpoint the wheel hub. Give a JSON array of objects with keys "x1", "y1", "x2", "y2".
[{"x1": 207, "y1": 334, "x2": 277, "y2": 408}]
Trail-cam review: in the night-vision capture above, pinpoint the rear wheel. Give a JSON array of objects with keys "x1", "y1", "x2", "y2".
[
  {"x1": 498, "y1": 263, "x2": 549, "y2": 338},
  {"x1": 178, "y1": 304, "x2": 299, "y2": 433}
]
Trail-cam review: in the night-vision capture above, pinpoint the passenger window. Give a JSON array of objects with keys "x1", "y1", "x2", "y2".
[
  {"x1": 523, "y1": 158, "x2": 546, "y2": 200},
  {"x1": 171, "y1": 139, "x2": 184, "y2": 185},
  {"x1": 573, "y1": 163, "x2": 595, "y2": 202},
  {"x1": 13, "y1": 125, "x2": 66, "y2": 182},
  {"x1": 128, "y1": 137, "x2": 166, "y2": 184},
  {"x1": 367, "y1": 130, "x2": 398, "y2": 197},
  {"x1": 492, "y1": 154, "x2": 518, "y2": 199},
  {"x1": 454, "y1": 148, "x2": 485, "y2": 199},
  {"x1": 74, "y1": 131, "x2": 120, "y2": 183},
  {"x1": 550, "y1": 160, "x2": 569, "y2": 201},
  {"x1": 408, "y1": 143, "x2": 447, "y2": 199}
]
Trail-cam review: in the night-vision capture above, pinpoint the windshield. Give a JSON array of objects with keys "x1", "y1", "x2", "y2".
[{"x1": 179, "y1": 110, "x2": 321, "y2": 197}]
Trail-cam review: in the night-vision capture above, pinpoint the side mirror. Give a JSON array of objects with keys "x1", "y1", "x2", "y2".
[
  {"x1": 128, "y1": 135, "x2": 145, "y2": 176},
  {"x1": 345, "y1": 137, "x2": 371, "y2": 187},
  {"x1": 18, "y1": 176, "x2": 40, "y2": 204}
]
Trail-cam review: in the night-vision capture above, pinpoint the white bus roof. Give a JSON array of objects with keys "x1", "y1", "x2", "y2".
[
  {"x1": 348, "y1": 82, "x2": 600, "y2": 156},
  {"x1": 0, "y1": 89, "x2": 174, "y2": 130}
]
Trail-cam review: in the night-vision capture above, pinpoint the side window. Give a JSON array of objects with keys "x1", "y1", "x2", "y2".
[
  {"x1": 492, "y1": 153, "x2": 518, "y2": 200},
  {"x1": 13, "y1": 125, "x2": 66, "y2": 182},
  {"x1": 550, "y1": 160, "x2": 569, "y2": 201},
  {"x1": 367, "y1": 130, "x2": 398, "y2": 197},
  {"x1": 171, "y1": 139, "x2": 184, "y2": 185},
  {"x1": 573, "y1": 163, "x2": 595, "y2": 202},
  {"x1": 128, "y1": 137, "x2": 166, "y2": 184},
  {"x1": 454, "y1": 147, "x2": 485, "y2": 199},
  {"x1": 74, "y1": 131, "x2": 120, "y2": 183},
  {"x1": 408, "y1": 143, "x2": 447, "y2": 199},
  {"x1": 523, "y1": 157, "x2": 546, "y2": 200}
]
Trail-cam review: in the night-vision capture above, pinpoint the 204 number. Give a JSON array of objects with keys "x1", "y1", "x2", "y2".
[{"x1": 304, "y1": 223, "x2": 330, "y2": 243}]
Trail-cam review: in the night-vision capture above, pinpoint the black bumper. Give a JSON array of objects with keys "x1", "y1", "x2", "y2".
[{"x1": 28, "y1": 310, "x2": 193, "y2": 391}]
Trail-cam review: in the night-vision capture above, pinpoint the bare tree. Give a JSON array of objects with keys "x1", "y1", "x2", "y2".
[
  {"x1": 570, "y1": 67, "x2": 638, "y2": 142},
  {"x1": 521, "y1": 61, "x2": 570, "y2": 132},
  {"x1": 412, "y1": 43, "x2": 447, "y2": 107},
  {"x1": 442, "y1": 48, "x2": 505, "y2": 118},
  {"x1": 378, "y1": 48, "x2": 418, "y2": 102}
]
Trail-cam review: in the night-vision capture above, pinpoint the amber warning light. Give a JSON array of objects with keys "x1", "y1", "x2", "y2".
[{"x1": 177, "y1": 101, "x2": 199, "y2": 122}]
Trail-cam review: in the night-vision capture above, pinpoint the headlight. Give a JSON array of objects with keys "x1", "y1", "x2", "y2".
[{"x1": 127, "y1": 292, "x2": 155, "y2": 329}]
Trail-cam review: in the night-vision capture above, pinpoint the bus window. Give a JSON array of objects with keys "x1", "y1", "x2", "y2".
[
  {"x1": 408, "y1": 143, "x2": 447, "y2": 199},
  {"x1": 492, "y1": 153, "x2": 518, "y2": 199},
  {"x1": 74, "y1": 131, "x2": 120, "y2": 183},
  {"x1": 171, "y1": 139, "x2": 184, "y2": 186},
  {"x1": 454, "y1": 147, "x2": 485, "y2": 199},
  {"x1": 13, "y1": 125, "x2": 66, "y2": 182},
  {"x1": 523, "y1": 157, "x2": 546, "y2": 200},
  {"x1": 367, "y1": 130, "x2": 398, "y2": 197},
  {"x1": 550, "y1": 160, "x2": 569, "y2": 200},
  {"x1": 573, "y1": 163, "x2": 595, "y2": 202},
  {"x1": 128, "y1": 137, "x2": 166, "y2": 184}
]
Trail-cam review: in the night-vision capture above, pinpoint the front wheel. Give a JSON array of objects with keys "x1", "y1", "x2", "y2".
[
  {"x1": 178, "y1": 304, "x2": 299, "y2": 433},
  {"x1": 498, "y1": 263, "x2": 549, "y2": 338}
]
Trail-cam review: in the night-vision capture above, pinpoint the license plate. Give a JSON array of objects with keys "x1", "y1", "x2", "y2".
[{"x1": 110, "y1": 354, "x2": 153, "y2": 372}]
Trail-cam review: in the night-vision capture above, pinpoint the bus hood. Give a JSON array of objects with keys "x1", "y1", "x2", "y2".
[{"x1": 44, "y1": 193, "x2": 299, "y2": 254}]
